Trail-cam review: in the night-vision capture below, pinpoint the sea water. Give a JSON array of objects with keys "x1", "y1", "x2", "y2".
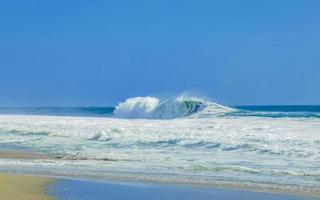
[
  {"x1": 49, "y1": 179, "x2": 318, "y2": 200},
  {"x1": 0, "y1": 96, "x2": 319, "y2": 194}
]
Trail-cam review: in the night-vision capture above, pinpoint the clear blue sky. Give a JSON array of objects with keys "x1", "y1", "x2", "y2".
[{"x1": 0, "y1": 0, "x2": 319, "y2": 106}]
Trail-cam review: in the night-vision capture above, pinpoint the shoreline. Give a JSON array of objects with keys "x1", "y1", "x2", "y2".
[
  {"x1": 45, "y1": 173, "x2": 320, "y2": 198},
  {"x1": 1, "y1": 150, "x2": 319, "y2": 199},
  {"x1": 49, "y1": 178, "x2": 320, "y2": 200},
  {"x1": 0, "y1": 172, "x2": 318, "y2": 200}
]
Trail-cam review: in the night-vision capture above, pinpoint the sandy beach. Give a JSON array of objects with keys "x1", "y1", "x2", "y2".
[
  {"x1": 0, "y1": 150, "x2": 55, "y2": 199},
  {"x1": 0, "y1": 173, "x2": 53, "y2": 200}
]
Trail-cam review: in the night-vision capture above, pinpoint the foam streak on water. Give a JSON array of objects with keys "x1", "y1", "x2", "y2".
[{"x1": 0, "y1": 97, "x2": 319, "y2": 195}]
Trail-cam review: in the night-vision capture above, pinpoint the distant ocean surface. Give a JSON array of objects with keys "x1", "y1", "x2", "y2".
[
  {"x1": 0, "y1": 96, "x2": 319, "y2": 195},
  {"x1": 0, "y1": 105, "x2": 319, "y2": 118}
]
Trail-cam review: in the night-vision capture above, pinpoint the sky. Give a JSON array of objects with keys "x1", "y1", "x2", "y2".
[{"x1": 0, "y1": 0, "x2": 319, "y2": 106}]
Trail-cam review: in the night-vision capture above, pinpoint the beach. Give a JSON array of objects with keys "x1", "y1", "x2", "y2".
[
  {"x1": 0, "y1": 151, "x2": 54, "y2": 199},
  {"x1": 0, "y1": 173, "x2": 53, "y2": 200}
]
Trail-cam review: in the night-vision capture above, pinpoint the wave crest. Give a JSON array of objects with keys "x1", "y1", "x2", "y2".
[{"x1": 113, "y1": 96, "x2": 234, "y2": 119}]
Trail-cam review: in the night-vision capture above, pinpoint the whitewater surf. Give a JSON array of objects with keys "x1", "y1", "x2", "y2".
[
  {"x1": 114, "y1": 96, "x2": 235, "y2": 119},
  {"x1": 0, "y1": 96, "x2": 319, "y2": 196}
]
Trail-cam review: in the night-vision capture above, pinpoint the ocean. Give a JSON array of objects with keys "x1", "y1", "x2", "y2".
[{"x1": 0, "y1": 96, "x2": 319, "y2": 195}]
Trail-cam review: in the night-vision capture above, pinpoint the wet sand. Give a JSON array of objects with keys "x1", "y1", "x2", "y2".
[
  {"x1": 0, "y1": 173, "x2": 53, "y2": 200},
  {"x1": 0, "y1": 150, "x2": 54, "y2": 160}
]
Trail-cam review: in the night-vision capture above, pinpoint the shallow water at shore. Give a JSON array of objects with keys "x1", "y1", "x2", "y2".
[{"x1": 49, "y1": 178, "x2": 320, "y2": 200}]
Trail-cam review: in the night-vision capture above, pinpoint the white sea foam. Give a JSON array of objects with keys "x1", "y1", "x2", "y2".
[{"x1": 114, "y1": 96, "x2": 160, "y2": 118}]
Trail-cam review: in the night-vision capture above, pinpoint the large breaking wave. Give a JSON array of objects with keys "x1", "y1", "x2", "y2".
[{"x1": 113, "y1": 96, "x2": 235, "y2": 119}]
